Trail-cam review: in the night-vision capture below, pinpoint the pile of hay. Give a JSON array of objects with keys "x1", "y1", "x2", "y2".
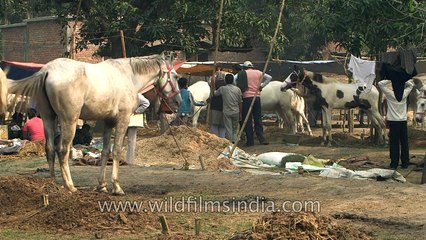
[
  {"x1": 0, "y1": 140, "x2": 45, "y2": 159},
  {"x1": 230, "y1": 212, "x2": 372, "y2": 240},
  {"x1": 133, "y1": 126, "x2": 235, "y2": 170},
  {"x1": 16, "y1": 140, "x2": 45, "y2": 157}
]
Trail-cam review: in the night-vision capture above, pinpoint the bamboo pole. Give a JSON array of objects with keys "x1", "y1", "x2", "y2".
[
  {"x1": 206, "y1": 0, "x2": 225, "y2": 128},
  {"x1": 159, "y1": 215, "x2": 170, "y2": 234},
  {"x1": 195, "y1": 218, "x2": 202, "y2": 235},
  {"x1": 421, "y1": 153, "x2": 426, "y2": 184},
  {"x1": 229, "y1": 0, "x2": 287, "y2": 157}
]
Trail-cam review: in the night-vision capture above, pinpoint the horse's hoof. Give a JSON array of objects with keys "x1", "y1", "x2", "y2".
[
  {"x1": 96, "y1": 186, "x2": 108, "y2": 193},
  {"x1": 112, "y1": 189, "x2": 125, "y2": 196},
  {"x1": 68, "y1": 186, "x2": 78, "y2": 193}
]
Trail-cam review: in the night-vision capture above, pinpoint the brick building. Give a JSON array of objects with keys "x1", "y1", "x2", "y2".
[{"x1": 0, "y1": 16, "x2": 102, "y2": 64}]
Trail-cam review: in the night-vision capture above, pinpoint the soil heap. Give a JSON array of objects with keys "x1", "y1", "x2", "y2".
[{"x1": 134, "y1": 125, "x2": 234, "y2": 170}]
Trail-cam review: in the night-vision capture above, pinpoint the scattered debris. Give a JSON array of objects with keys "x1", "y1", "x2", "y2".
[{"x1": 230, "y1": 212, "x2": 373, "y2": 239}]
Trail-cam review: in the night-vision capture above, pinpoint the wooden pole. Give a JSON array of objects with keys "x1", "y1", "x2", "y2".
[
  {"x1": 207, "y1": 0, "x2": 225, "y2": 128},
  {"x1": 120, "y1": 30, "x2": 127, "y2": 58},
  {"x1": 195, "y1": 218, "x2": 202, "y2": 235},
  {"x1": 159, "y1": 215, "x2": 170, "y2": 234},
  {"x1": 198, "y1": 155, "x2": 205, "y2": 170},
  {"x1": 229, "y1": 0, "x2": 287, "y2": 157},
  {"x1": 421, "y1": 153, "x2": 426, "y2": 184}
]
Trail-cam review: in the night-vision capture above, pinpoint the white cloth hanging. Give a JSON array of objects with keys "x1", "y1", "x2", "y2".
[{"x1": 348, "y1": 55, "x2": 376, "y2": 93}]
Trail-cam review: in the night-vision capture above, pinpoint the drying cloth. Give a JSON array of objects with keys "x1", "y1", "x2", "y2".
[
  {"x1": 380, "y1": 63, "x2": 416, "y2": 102},
  {"x1": 348, "y1": 55, "x2": 376, "y2": 93},
  {"x1": 379, "y1": 49, "x2": 417, "y2": 75}
]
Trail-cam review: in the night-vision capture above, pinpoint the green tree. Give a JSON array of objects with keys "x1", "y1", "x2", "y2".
[
  {"x1": 315, "y1": 0, "x2": 426, "y2": 57},
  {"x1": 48, "y1": 0, "x2": 286, "y2": 58}
]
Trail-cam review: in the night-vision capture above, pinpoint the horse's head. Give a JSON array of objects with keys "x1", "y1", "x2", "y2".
[
  {"x1": 415, "y1": 90, "x2": 426, "y2": 123},
  {"x1": 130, "y1": 55, "x2": 181, "y2": 111},
  {"x1": 156, "y1": 60, "x2": 182, "y2": 110},
  {"x1": 280, "y1": 65, "x2": 305, "y2": 91}
]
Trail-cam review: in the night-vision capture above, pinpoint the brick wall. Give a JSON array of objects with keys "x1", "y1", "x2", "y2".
[
  {"x1": 0, "y1": 17, "x2": 102, "y2": 64},
  {"x1": 0, "y1": 23, "x2": 26, "y2": 61},
  {"x1": 214, "y1": 48, "x2": 266, "y2": 63}
]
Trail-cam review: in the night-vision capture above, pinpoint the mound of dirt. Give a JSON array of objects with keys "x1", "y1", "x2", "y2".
[
  {"x1": 133, "y1": 126, "x2": 234, "y2": 170},
  {"x1": 230, "y1": 212, "x2": 372, "y2": 240},
  {"x1": 0, "y1": 176, "x2": 158, "y2": 234}
]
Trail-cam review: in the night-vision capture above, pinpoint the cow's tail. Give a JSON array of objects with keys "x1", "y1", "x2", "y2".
[{"x1": 4, "y1": 71, "x2": 49, "y2": 114}]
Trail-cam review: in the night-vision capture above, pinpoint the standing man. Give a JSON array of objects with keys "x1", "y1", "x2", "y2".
[
  {"x1": 214, "y1": 74, "x2": 242, "y2": 143},
  {"x1": 378, "y1": 79, "x2": 415, "y2": 169},
  {"x1": 236, "y1": 61, "x2": 272, "y2": 146},
  {"x1": 210, "y1": 71, "x2": 227, "y2": 138},
  {"x1": 126, "y1": 93, "x2": 150, "y2": 164}
]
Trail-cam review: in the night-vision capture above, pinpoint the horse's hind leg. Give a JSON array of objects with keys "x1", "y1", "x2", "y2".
[
  {"x1": 192, "y1": 106, "x2": 201, "y2": 127},
  {"x1": 36, "y1": 95, "x2": 57, "y2": 180},
  {"x1": 97, "y1": 125, "x2": 112, "y2": 193},
  {"x1": 46, "y1": 119, "x2": 57, "y2": 180},
  {"x1": 367, "y1": 109, "x2": 386, "y2": 145},
  {"x1": 300, "y1": 112, "x2": 313, "y2": 136},
  {"x1": 43, "y1": 116, "x2": 57, "y2": 180},
  {"x1": 322, "y1": 108, "x2": 332, "y2": 146},
  {"x1": 57, "y1": 120, "x2": 78, "y2": 192}
]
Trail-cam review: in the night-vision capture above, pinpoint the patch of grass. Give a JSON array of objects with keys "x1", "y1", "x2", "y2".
[
  {"x1": 377, "y1": 231, "x2": 423, "y2": 240},
  {"x1": 0, "y1": 229, "x2": 91, "y2": 240},
  {"x1": 0, "y1": 157, "x2": 47, "y2": 174}
]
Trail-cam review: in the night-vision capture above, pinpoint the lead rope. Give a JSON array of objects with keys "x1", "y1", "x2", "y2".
[{"x1": 161, "y1": 111, "x2": 190, "y2": 170}]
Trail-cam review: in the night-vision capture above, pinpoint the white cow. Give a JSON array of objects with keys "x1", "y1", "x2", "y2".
[
  {"x1": 261, "y1": 81, "x2": 312, "y2": 135},
  {"x1": 188, "y1": 81, "x2": 210, "y2": 127}
]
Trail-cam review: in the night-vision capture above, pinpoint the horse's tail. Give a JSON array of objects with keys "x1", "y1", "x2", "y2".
[
  {"x1": 6, "y1": 71, "x2": 49, "y2": 114},
  {"x1": 0, "y1": 67, "x2": 8, "y2": 114}
]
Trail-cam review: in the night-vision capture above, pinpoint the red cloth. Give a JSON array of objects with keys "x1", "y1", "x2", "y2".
[{"x1": 22, "y1": 117, "x2": 45, "y2": 141}]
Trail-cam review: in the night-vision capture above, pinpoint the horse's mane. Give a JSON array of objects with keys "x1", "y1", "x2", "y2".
[
  {"x1": 129, "y1": 54, "x2": 165, "y2": 75},
  {"x1": 305, "y1": 70, "x2": 338, "y2": 84}
]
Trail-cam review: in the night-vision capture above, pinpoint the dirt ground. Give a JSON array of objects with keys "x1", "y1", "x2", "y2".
[{"x1": 0, "y1": 122, "x2": 425, "y2": 239}]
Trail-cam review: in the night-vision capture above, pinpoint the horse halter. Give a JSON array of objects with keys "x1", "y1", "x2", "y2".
[
  {"x1": 288, "y1": 69, "x2": 306, "y2": 88},
  {"x1": 156, "y1": 61, "x2": 180, "y2": 100}
]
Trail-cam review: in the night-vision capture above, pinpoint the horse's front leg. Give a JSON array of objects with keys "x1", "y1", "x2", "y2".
[
  {"x1": 325, "y1": 108, "x2": 333, "y2": 146},
  {"x1": 97, "y1": 125, "x2": 112, "y2": 193},
  {"x1": 320, "y1": 109, "x2": 327, "y2": 146},
  {"x1": 111, "y1": 118, "x2": 130, "y2": 195}
]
